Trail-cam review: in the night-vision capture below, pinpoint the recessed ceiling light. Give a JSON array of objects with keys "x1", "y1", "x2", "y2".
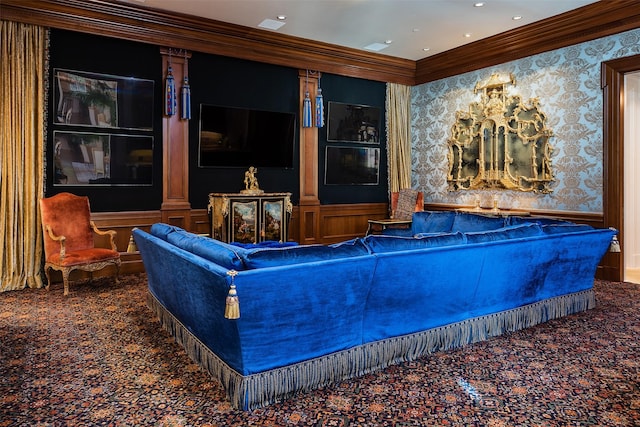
[
  {"x1": 277, "y1": 15, "x2": 286, "y2": 20},
  {"x1": 258, "y1": 19, "x2": 286, "y2": 30},
  {"x1": 364, "y1": 42, "x2": 390, "y2": 52},
  {"x1": 385, "y1": 40, "x2": 393, "y2": 44},
  {"x1": 412, "y1": 28, "x2": 420, "y2": 32},
  {"x1": 512, "y1": 15, "x2": 523, "y2": 20},
  {"x1": 464, "y1": 33, "x2": 472, "y2": 38},
  {"x1": 474, "y1": 2, "x2": 485, "y2": 7},
  {"x1": 423, "y1": 47, "x2": 430, "y2": 52}
]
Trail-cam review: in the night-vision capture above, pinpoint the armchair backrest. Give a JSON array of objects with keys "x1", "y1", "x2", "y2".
[
  {"x1": 40, "y1": 192, "x2": 94, "y2": 257},
  {"x1": 390, "y1": 189, "x2": 424, "y2": 220}
]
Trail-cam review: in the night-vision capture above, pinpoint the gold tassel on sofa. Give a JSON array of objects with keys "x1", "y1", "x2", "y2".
[
  {"x1": 609, "y1": 236, "x2": 621, "y2": 252},
  {"x1": 609, "y1": 227, "x2": 621, "y2": 253},
  {"x1": 225, "y1": 270, "x2": 240, "y2": 319},
  {"x1": 126, "y1": 234, "x2": 138, "y2": 253}
]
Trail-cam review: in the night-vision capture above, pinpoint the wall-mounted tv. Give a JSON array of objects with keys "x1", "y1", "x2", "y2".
[
  {"x1": 54, "y1": 69, "x2": 154, "y2": 131},
  {"x1": 198, "y1": 104, "x2": 296, "y2": 168},
  {"x1": 327, "y1": 101, "x2": 381, "y2": 143},
  {"x1": 53, "y1": 130, "x2": 153, "y2": 186},
  {"x1": 324, "y1": 146, "x2": 380, "y2": 185}
]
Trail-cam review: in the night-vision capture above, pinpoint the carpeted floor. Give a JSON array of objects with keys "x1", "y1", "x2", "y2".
[{"x1": 1, "y1": 274, "x2": 639, "y2": 426}]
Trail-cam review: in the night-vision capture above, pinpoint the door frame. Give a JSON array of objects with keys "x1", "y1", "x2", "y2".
[{"x1": 601, "y1": 54, "x2": 640, "y2": 281}]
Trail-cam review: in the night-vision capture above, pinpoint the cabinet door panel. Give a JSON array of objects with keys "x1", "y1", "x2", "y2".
[
  {"x1": 231, "y1": 201, "x2": 258, "y2": 243},
  {"x1": 262, "y1": 199, "x2": 285, "y2": 242}
]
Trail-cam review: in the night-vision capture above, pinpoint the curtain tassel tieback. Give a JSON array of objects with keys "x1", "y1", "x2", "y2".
[
  {"x1": 181, "y1": 51, "x2": 191, "y2": 120},
  {"x1": 181, "y1": 76, "x2": 191, "y2": 120},
  {"x1": 164, "y1": 64, "x2": 176, "y2": 116},
  {"x1": 225, "y1": 270, "x2": 240, "y2": 319},
  {"x1": 302, "y1": 91, "x2": 313, "y2": 128},
  {"x1": 315, "y1": 87, "x2": 324, "y2": 128}
]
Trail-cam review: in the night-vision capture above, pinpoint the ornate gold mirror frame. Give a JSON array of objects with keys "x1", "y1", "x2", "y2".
[{"x1": 447, "y1": 73, "x2": 554, "y2": 193}]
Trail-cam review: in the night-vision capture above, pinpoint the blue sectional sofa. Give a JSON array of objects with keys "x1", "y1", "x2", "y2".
[{"x1": 133, "y1": 211, "x2": 616, "y2": 410}]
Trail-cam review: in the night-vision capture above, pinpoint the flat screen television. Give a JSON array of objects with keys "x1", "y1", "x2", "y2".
[
  {"x1": 54, "y1": 69, "x2": 154, "y2": 131},
  {"x1": 198, "y1": 104, "x2": 296, "y2": 168},
  {"x1": 326, "y1": 101, "x2": 381, "y2": 143},
  {"x1": 324, "y1": 146, "x2": 380, "y2": 185}
]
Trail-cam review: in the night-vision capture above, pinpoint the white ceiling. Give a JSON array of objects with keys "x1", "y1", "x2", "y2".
[{"x1": 123, "y1": 0, "x2": 598, "y2": 60}]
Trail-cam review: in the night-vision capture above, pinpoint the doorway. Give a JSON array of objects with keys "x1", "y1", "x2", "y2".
[
  {"x1": 624, "y1": 71, "x2": 640, "y2": 284},
  {"x1": 602, "y1": 54, "x2": 640, "y2": 282}
]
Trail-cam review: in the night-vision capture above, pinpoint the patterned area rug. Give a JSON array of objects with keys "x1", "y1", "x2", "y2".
[{"x1": 1, "y1": 274, "x2": 638, "y2": 426}]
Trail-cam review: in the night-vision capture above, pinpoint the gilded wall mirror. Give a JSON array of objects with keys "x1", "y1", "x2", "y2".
[{"x1": 447, "y1": 73, "x2": 554, "y2": 193}]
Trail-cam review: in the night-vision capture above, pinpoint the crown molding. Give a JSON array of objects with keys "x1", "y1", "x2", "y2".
[
  {"x1": 0, "y1": 0, "x2": 416, "y2": 85},
  {"x1": 415, "y1": 0, "x2": 640, "y2": 84},
  {"x1": 1, "y1": 0, "x2": 638, "y2": 86}
]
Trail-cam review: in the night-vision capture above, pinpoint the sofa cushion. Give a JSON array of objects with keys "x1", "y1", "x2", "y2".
[
  {"x1": 165, "y1": 230, "x2": 246, "y2": 270},
  {"x1": 189, "y1": 236, "x2": 247, "y2": 271},
  {"x1": 464, "y1": 223, "x2": 543, "y2": 244},
  {"x1": 149, "y1": 224, "x2": 247, "y2": 270},
  {"x1": 230, "y1": 240, "x2": 299, "y2": 249},
  {"x1": 240, "y1": 238, "x2": 369, "y2": 269},
  {"x1": 380, "y1": 227, "x2": 414, "y2": 237},
  {"x1": 412, "y1": 232, "x2": 452, "y2": 238},
  {"x1": 410, "y1": 211, "x2": 456, "y2": 234},
  {"x1": 508, "y1": 216, "x2": 572, "y2": 226},
  {"x1": 150, "y1": 223, "x2": 184, "y2": 241},
  {"x1": 363, "y1": 232, "x2": 466, "y2": 253},
  {"x1": 451, "y1": 212, "x2": 507, "y2": 232},
  {"x1": 166, "y1": 230, "x2": 203, "y2": 253},
  {"x1": 541, "y1": 223, "x2": 594, "y2": 234}
]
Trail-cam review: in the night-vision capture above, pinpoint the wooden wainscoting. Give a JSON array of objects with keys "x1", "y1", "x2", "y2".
[
  {"x1": 90, "y1": 210, "x2": 162, "y2": 276},
  {"x1": 190, "y1": 203, "x2": 390, "y2": 245},
  {"x1": 88, "y1": 209, "x2": 210, "y2": 280},
  {"x1": 318, "y1": 203, "x2": 388, "y2": 244},
  {"x1": 189, "y1": 209, "x2": 211, "y2": 236},
  {"x1": 74, "y1": 203, "x2": 388, "y2": 281}
]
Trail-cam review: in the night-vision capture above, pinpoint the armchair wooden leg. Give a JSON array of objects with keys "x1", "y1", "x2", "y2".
[
  {"x1": 114, "y1": 261, "x2": 121, "y2": 284},
  {"x1": 62, "y1": 268, "x2": 71, "y2": 296},
  {"x1": 44, "y1": 267, "x2": 51, "y2": 291}
]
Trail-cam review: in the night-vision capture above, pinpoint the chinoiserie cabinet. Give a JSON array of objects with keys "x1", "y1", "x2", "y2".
[{"x1": 208, "y1": 192, "x2": 293, "y2": 243}]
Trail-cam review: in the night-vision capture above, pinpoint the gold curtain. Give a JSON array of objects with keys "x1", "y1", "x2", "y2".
[
  {"x1": 385, "y1": 82, "x2": 412, "y2": 193},
  {"x1": 0, "y1": 21, "x2": 47, "y2": 291}
]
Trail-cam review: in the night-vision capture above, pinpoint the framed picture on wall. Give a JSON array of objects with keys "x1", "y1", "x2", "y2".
[
  {"x1": 54, "y1": 69, "x2": 154, "y2": 131},
  {"x1": 232, "y1": 201, "x2": 258, "y2": 243},
  {"x1": 326, "y1": 101, "x2": 381, "y2": 143},
  {"x1": 324, "y1": 146, "x2": 380, "y2": 185},
  {"x1": 53, "y1": 131, "x2": 153, "y2": 186}
]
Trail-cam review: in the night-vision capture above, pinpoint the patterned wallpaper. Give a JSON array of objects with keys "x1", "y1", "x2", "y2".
[{"x1": 411, "y1": 28, "x2": 640, "y2": 214}]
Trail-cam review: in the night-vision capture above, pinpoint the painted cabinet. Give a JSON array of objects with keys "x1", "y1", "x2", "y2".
[{"x1": 208, "y1": 192, "x2": 293, "y2": 243}]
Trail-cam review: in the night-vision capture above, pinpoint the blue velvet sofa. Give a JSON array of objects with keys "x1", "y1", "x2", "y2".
[{"x1": 133, "y1": 211, "x2": 615, "y2": 410}]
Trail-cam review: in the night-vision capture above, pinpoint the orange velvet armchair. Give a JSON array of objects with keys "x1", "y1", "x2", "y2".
[{"x1": 40, "y1": 192, "x2": 121, "y2": 296}]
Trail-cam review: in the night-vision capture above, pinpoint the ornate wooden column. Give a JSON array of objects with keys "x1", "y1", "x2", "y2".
[
  {"x1": 298, "y1": 70, "x2": 321, "y2": 244},
  {"x1": 160, "y1": 48, "x2": 191, "y2": 228}
]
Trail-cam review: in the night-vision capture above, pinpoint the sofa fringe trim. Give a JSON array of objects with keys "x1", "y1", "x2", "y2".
[{"x1": 147, "y1": 288, "x2": 595, "y2": 411}]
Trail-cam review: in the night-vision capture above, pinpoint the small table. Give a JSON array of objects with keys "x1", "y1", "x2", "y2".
[{"x1": 366, "y1": 218, "x2": 412, "y2": 235}]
